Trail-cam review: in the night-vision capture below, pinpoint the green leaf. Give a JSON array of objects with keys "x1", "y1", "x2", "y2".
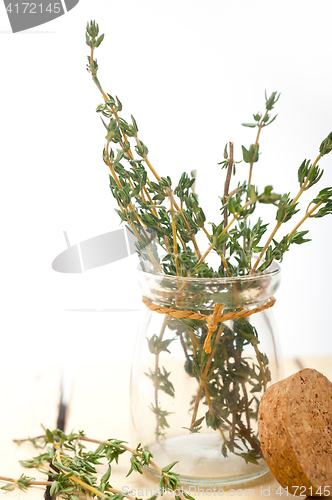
[
  {"x1": 241, "y1": 144, "x2": 259, "y2": 163},
  {"x1": 265, "y1": 90, "x2": 280, "y2": 111},
  {"x1": 115, "y1": 96, "x2": 122, "y2": 112},
  {"x1": 241, "y1": 145, "x2": 252, "y2": 163},
  {"x1": 147, "y1": 335, "x2": 174, "y2": 355},
  {"x1": 131, "y1": 115, "x2": 138, "y2": 133},
  {"x1": 141, "y1": 449, "x2": 153, "y2": 465},
  {"x1": 240, "y1": 452, "x2": 259, "y2": 465},
  {"x1": 242, "y1": 123, "x2": 257, "y2": 128},
  {"x1": 190, "y1": 416, "x2": 205, "y2": 433},
  {"x1": 320, "y1": 131, "x2": 332, "y2": 156},
  {"x1": 50, "y1": 481, "x2": 59, "y2": 496},
  {"x1": 95, "y1": 34, "x2": 104, "y2": 48},
  {"x1": 161, "y1": 460, "x2": 179, "y2": 473},
  {"x1": 265, "y1": 114, "x2": 278, "y2": 126},
  {"x1": 289, "y1": 230, "x2": 311, "y2": 245},
  {"x1": 1, "y1": 483, "x2": 15, "y2": 491},
  {"x1": 183, "y1": 493, "x2": 196, "y2": 500},
  {"x1": 46, "y1": 429, "x2": 54, "y2": 443},
  {"x1": 17, "y1": 481, "x2": 28, "y2": 491},
  {"x1": 100, "y1": 466, "x2": 111, "y2": 483}
]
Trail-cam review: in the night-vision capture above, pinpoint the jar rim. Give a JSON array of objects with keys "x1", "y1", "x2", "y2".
[{"x1": 138, "y1": 259, "x2": 281, "y2": 284}]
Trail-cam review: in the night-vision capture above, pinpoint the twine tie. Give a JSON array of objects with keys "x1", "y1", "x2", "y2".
[{"x1": 142, "y1": 296, "x2": 276, "y2": 354}]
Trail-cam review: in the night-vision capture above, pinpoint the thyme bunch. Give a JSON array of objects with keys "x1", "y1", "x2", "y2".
[
  {"x1": 0, "y1": 429, "x2": 192, "y2": 500},
  {"x1": 86, "y1": 21, "x2": 332, "y2": 277},
  {"x1": 85, "y1": 20, "x2": 332, "y2": 467}
]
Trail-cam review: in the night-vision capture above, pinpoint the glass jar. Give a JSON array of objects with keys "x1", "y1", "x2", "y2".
[{"x1": 131, "y1": 261, "x2": 283, "y2": 486}]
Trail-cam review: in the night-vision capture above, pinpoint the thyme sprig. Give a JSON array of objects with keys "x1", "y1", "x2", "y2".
[{"x1": 1, "y1": 429, "x2": 192, "y2": 500}]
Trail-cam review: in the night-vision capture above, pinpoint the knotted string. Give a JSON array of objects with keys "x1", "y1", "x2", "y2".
[{"x1": 142, "y1": 296, "x2": 276, "y2": 354}]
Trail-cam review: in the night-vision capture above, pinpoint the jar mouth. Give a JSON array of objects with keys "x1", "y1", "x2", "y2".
[
  {"x1": 138, "y1": 259, "x2": 281, "y2": 284},
  {"x1": 138, "y1": 258, "x2": 280, "y2": 310}
]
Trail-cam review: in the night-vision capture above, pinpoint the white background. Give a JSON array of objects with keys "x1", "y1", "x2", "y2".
[{"x1": 1, "y1": 0, "x2": 332, "y2": 384}]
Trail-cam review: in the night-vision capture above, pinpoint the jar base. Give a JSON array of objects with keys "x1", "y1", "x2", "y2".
[{"x1": 146, "y1": 433, "x2": 269, "y2": 487}]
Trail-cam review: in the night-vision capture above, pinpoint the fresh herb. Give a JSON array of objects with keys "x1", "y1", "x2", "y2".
[
  {"x1": 0, "y1": 429, "x2": 191, "y2": 500},
  {"x1": 86, "y1": 21, "x2": 332, "y2": 277},
  {"x1": 85, "y1": 20, "x2": 332, "y2": 465}
]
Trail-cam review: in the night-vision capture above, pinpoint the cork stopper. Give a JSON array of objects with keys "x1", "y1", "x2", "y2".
[{"x1": 258, "y1": 368, "x2": 332, "y2": 495}]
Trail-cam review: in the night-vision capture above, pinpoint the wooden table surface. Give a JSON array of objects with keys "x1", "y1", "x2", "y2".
[{"x1": 1, "y1": 357, "x2": 331, "y2": 500}]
